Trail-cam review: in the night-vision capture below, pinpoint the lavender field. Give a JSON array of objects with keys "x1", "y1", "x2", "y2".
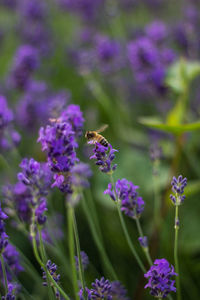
[{"x1": 0, "y1": 0, "x2": 200, "y2": 299}]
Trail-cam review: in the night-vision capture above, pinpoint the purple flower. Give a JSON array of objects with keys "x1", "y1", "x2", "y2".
[
  {"x1": 138, "y1": 236, "x2": 148, "y2": 248},
  {"x1": 145, "y1": 21, "x2": 168, "y2": 43},
  {"x1": 38, "y1": 122, "x2": 78, "y2": 170},
  {"x1": 144, "y1": 258, "x2": 177, "y2": 298},
  {"x1": 1, "y1": 282, "x2": 20, "y2": 300},
  {"x1": 94, "y1": 35, "x2": 123, "y2": 74},
  {"x1": 127, "y1": 32, "x2": 175, "y2": 95},
  {"x1": 3, "y1": 159, "x2": 52, "y2": 226},
  {"x1": 0, "y1": 203, "x2": 8, "y2": 252},
  {"x1": 42, "y1": 260, "x2": 60, "y2": 298},
  {"x1": 80, "y1": 277, "x2": 112, "y2": 300},
  {"x1": 18, "y1": 0, "x2": 47, "y2": 20},
  {"x1": 19, "y1": 22, "x2": 51, "y2": 56},
  {"x1": 17, "y1": 81, "x2": 70, "y2": 131},
  {"x1": 111, "y1": 281, "x2": 130, "y2": 300},
  {"x1": 75, "y1": 251, "x2": 89, "y2": 271},
  {"x1": 57, "y1": 0, "x2": 104, "y2": 22},
  {"x1": 60, "y1": 104, "x2": 84, "y2": 137},
  {"x1": 104, "y1": 179, "x2": 145, "y2": 219},
  {"x1": 0, "y1": 96, "x2": 21, "y2": 151},
  {"x1": 35, "y1": 198, "x2": 47, "y2": 225},
  {"x1": 149, "y1": 143, "x2": 162, "y2": 162},
  {"x1": 8, "y1": 45, "x2": 39, "y2": 90},
  {"x1": 90, "y1": 143, "x2": 118, "y2": 174},
  {"x1": 0, "y1": 96, "x2": 13, "y2": 128},
  {"x1": 38, "y1": 117, "x2": 80, "y2": 194},
  {"x1": 3, "y1": 244, "x2": 24, "y2": 282},
  {"x1": 170, "y1": 175, "x2": 187, "y2": 205}
]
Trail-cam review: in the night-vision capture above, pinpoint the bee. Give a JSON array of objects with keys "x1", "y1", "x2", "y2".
[{"x1": 85, "y1": 124, "x2": 109, "y2": 147}]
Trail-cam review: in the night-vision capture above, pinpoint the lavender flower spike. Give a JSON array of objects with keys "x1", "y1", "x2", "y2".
[
  {"x1": 80, "y1": 277, "x2": 112, "y2": 300},
  {"x1": 42, "y1": 260, "x2": 61, "y2": 298},
  {"x1": 104, "y1": 179, "x2": 145, "y2": 219},
  {"x1": 111, "y1": 281, "x2": 130, "y2": 300},
  {"x1": 170, "y1": 175, "x2": 187, "y2": 205},
  {"x1": 144, "y1": 258, "x2": 177, "y2": 298},
  {"x1": 90, "y1": 143, "x2": 118, "y2": 174}
]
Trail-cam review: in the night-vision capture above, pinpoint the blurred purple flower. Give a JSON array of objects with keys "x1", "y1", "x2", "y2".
[
  {"x1": 144, "y1": 258, "x2": 177, "y2": 298},
  {"x1": 75, "y1": 250, "x2": 89, "y2": 271},
  {"x1": 111, "y1": 281, "x2": 130, "y2": 300},
  {"x1": 18, "y1": 0, "x2": 47, "y2": 20},
  {"x1": 138, "y1": 236, "x2": 148, "y2": 248},
  {"x1": 1, "y1": 282, "x2": 20, "y2": 300},
  {"x1": 127, "y1": 28, "x2": 175, "y2": 95},
  {"x1": 94, "y1": 35, "x2": 123, "y2": 74},
  {"x1": 19, "y1": 22, "x2": 52, "y2": 56},
  {"x1": 60, "y1": 104, "x2": 84, "y2": 137},
  {"x1": 145, "y1": 21, "x2": 168, "y2": 43},
  {"x1": 0, "y1": 203, "x2": 8, "y2": 252},
  {"x1": 0, "y1": 96, "x2": 20, "y2": 151},
  {"x1": 17, "y1": 81, "x2": 70, "y2": 131},
  {"x1": 7, "y1": 45, "x2": 39, "y2": 90},
  {"x1": 57, "y1": 0, "x2": 104, "y2": 22},
  {"x1": 3, "y1": 243, "x2": 24, "y2": 281},
  {"x1": 66, "y1": 163, "x2": 92, "y2": 205}
]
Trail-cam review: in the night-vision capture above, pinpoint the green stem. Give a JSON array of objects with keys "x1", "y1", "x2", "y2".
[
  {"x1": 71, "y1": 207, "x2": 87, "y2": 300},
  {"x1": 67, "y1": 205, "x2": 79, "y2": 300},
  {"x1": 38, "y1": 227, "x2": 54, "y2": 300},
  {"x1": 0, "y1": 253, "x2": 8, "y2": 294},
  {"x1": 85, "y1": 189, "x2": 104, "y2": 242},
  {"x1": 81, "y1": 194, "x2": 118, "y2": 280},
  {"x1": 116, "y1": 201, "x2": 146, "y2": 273},
  {"x1": 152, "y1": 167, "x2": 160, "y2": 229},
  {"x1": 174, "y1": 205, "x2": 181, "y2": 300},
  {"x1": 135, "y1": 217, "x2": 153, "y2": 266},
  {"x1": 30, "y1": 212, "x2": 70, "y2": 300},
  {"x1": 110, "y1": 174, "x2": 146, "y2": 273}
]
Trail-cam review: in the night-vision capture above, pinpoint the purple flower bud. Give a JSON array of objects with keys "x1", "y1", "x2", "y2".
[
  {"x1": 138, "y1": 236, "x2": 148, "y2": 248},
  {"x1": 170, "y1": 175, "x2": 187, "y2": 205}
]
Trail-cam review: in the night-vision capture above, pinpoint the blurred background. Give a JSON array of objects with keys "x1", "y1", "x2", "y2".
[{"x1": 0, "y1": 0, "x2": 200, "y2": 299}]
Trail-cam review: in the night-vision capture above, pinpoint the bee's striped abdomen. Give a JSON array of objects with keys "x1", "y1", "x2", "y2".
[{"x1": 99, "y1": 135, "x2": 108, "y2": 147}]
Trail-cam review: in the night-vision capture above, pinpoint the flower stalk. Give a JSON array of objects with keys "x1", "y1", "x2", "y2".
[
  {"x1": 67, "y1": 204, "x2": 79, "y2": 300},
  {"x1": 174, "y1": 205, "x2": 181, "y2": 300},
  {"x1": 110, "y1": 174, "x2": 146, "y2": 273},
  {"x1": 72, "y1": 206, "x2": 87, "y2": 300},
  {"x1": 30, "y1": 209, "x2": 70, "y2": 300},
  {"x1": 135, "y1": 216, "x2": 153, "y2": 266}
]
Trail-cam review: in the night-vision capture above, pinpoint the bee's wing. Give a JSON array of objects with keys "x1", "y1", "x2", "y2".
[{"x1": 96, "y1": 124, "x2": 108, "y2": 133}]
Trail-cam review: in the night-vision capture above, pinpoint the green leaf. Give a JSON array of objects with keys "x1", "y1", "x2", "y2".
[
  {"x1": 166, "y1": 97, "x2": 185, "y2": 125},
  {"x1": 166, "y1": 59, "x2": 200, "y2": 94},
  {"x1": 139, "y1": 116, "x2": 200, "y2": 135}
]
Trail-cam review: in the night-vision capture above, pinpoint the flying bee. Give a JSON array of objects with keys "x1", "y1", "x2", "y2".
[{"x1": 85, "y1": 124, "x2": 109, "y2": 147}]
